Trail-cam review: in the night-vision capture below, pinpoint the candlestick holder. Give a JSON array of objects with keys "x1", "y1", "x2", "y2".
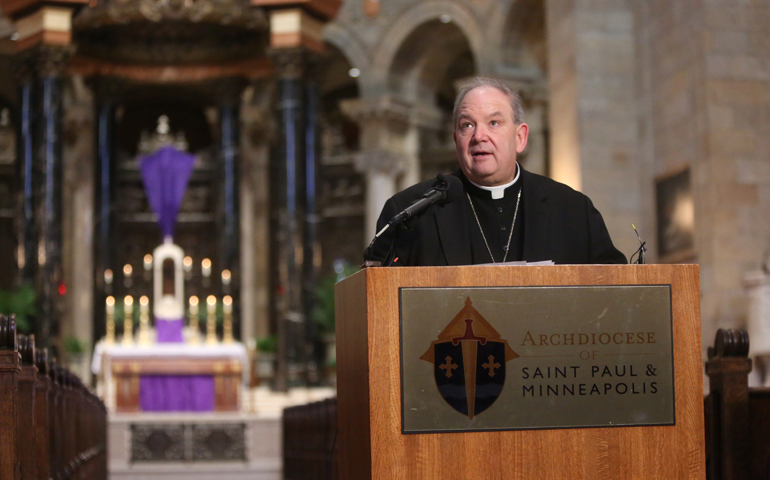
[
  {"x1": 223, "y1": 295, "x2": 233, "y2": 344},
  {"x1": 122, "y1": 295, "x2": 134, "y2": 346},
  {"x1": 206, "y1": 295, "x2": 217, "y2": 345},
  {"x1": 189, "y1": 296, "x2": 200, "y2": 344},
  {"x1": 105, "y1": 296, "x2": 115, "y2": 345},
  {"x1": 138, "y1": 296, "x2": 151, "y2": 347}
]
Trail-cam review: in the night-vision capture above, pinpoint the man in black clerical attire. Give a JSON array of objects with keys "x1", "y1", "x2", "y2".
[{"x1": 365, "y1": 76, "x2": 627, "y2": 266}]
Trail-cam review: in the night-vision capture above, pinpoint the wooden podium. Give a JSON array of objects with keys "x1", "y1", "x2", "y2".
[{"x1": 335, "y1": 265, "x2": 705, "y2": 479}]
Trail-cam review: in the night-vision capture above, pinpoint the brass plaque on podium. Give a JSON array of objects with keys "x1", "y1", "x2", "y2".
[{"x1": 400, "y1": 286, "x2": 674, "y2": 433}]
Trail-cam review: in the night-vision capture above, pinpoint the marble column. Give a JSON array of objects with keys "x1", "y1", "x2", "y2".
[
  {"x1": 218, "y1": 84, "x2": 243, "y2": 339},
  {"x1": 17, "y1": 72, "x2": 36, "y2": 286},
  {"x1": 340, "y1": 97, "x2": 411, "y2": 244},
  {"x1": 270, "y1": 49, "x2": 307, "y2": 391},
  {"x1": 303, "y1": 81, "x2": 321, "y2": 380},
  {"x1": 16, "y1": 46, "x2": 70, "y2": 347},
  {"x1": 92, "y1": 92, "x2": 116, "y2": 344}
]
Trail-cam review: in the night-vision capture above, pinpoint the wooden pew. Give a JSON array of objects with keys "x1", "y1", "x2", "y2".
[
  {"x1": 35, "y1": 347, "x2": 50, "y2": 480},
  {"x1": 0, "y1": 314, "x2": 20, "y2": 479},
  {"x1": 705, "y1": 328, "x2": 770, "y2": 480},
  {"x1": 283, "y1": 398, "x2": 337, "y2": 480},
  {"x1": 16, "y1": 334, "x2": 37, "y2": 480},
  {"x1": 0, "y1": 314, "x2": 108, "y2": 480}
]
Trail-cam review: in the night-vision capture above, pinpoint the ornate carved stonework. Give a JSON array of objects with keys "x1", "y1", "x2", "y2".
[
  {"x1": 339, "y1": 96, "x2": 412, "y2": 127},
  {"x1": 130, "y1": 422, "x2": 247, "y2": 463},
  {"x1": 73, "y1": 0, "x2": 268, "y2": 64},
  {"x1": 15, "y1": 44, "x2": 75, "y2": 80},
  {"x1": 268, "y1": 47, "x2": 318, "y2": 79}
]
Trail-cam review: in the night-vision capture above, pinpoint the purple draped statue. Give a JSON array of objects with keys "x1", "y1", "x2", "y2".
[{"x1": 140, "y1": 146, "x2": 196, "y2": 239}]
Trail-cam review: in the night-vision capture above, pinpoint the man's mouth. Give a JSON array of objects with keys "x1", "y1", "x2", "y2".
[{"x1": 472, "y1": 151, "x2": 491, "y2": 158}]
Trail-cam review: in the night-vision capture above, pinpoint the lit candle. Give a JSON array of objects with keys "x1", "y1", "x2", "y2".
[
  {"x1": 123, "y1": 295, "x2": 134, "y2": 346},
  {"x1": 123, "y1": 264, "x2": 133, "y2": 278},
  {"x1": 104, "y1": 269, "x2": 113, "y2": 285},
  {"x1": 223, "y1": 295, "x2": 233, "y2": 344},
  {"x1": 189, "y1": 296, "x2": 200, "y2": 344},
  {"x1": 183, "y1": 256, "x2": 193, "y2": 273},
  {"x1": 221, "y1": 269, "x2": 231, "y2": 286},
  {"x1": 106, "y1": 295, "x2": 115, "y2": 315},
  {"x1": 202, "y1": 258, "x2": 212, "y2": 278},
  {"x1": 143, "y1": 254, "x2": 153, "y2": 271},
  {"x1": 105, "y1": 296, "x2": 115, "y2": 345},
  {"x1": 206, "y1": 295, "x2": 217, "y2": 345},
  {"x1": 138, "y1": 296, "x2": 150, "y2": 347}
]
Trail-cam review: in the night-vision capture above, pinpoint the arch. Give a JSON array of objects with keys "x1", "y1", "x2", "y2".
[
  {"x1": 369, "y1": 1, "x2": 489, "y2": 96},
  {"x1": 322, "y1": 23, "x2": 370, "y2": 74},
  {"x1": 387, "y1": 19, "x2": 475, "y2": 103},
  {"x1": 496, "y1": 0, "x2": 548, "y2": 76}
]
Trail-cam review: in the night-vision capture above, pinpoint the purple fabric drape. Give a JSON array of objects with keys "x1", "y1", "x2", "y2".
[
  {"x1": 140, "y1": 146, "x2": 195, "y2": 238},
  {"x1": 139, "y1": 375, "x2": 214, "y2": 412},
  {"x1": 156, "y1": 318, "x2": 184, "y2": 343}
]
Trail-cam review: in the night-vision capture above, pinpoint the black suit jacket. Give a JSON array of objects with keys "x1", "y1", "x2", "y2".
[{"x1": 366, "y1": 167, "x2": 627, "y2": 266}]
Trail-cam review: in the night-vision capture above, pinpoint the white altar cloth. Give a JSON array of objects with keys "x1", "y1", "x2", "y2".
[{"x1": 92, "y1": 341, "x2": 249, "y2": 380}]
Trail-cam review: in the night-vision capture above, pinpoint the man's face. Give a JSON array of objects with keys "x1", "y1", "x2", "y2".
[{"x1": 453, "y1": 86, "x2": 529, "y2": 186}]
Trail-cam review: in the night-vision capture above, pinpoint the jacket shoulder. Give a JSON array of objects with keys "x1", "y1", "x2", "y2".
[{"x1": 522, "y1": 168, "x2": 588, "y2": 200}]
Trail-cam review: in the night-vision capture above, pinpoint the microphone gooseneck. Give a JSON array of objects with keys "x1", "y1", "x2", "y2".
[
  {"x1": 365, "y1": 174, "x2": 463, "y2": 265},
  {"x1": 382, "y1": 174, "x2": 462, "y2": 232}
]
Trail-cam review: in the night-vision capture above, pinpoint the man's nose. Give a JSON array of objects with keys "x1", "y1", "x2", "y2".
[{"x1": 472, "y1": 124, "x2": 489, "y2": 142}]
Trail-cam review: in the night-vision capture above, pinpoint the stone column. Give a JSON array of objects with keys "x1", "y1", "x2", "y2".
[
  {"x1": 263, "y1": 0, "x2": 340, "y2": 389},
  {"x1": 91, "y1": 81, "x2": 117, "y2": 345},
  {"x1": 270, "y1": 48, "x2": 307, "y2": 391},
  {"x1": 216, "y1": 79, "x2": 245, "y2": 339},
  {"x1": 340, "y1": 97, "x2": 411, "y2": 244},
  {"x1": 17, "y1": 67, "x2": 36, "y2": 286},
  {"x1": 240, "y1": 90, "x2": 272, "y2": 344},
  {"x1": 2, "y1": 0, "x2": 80, "y2": 347},
  {"x1": 546, "y1": 0, "x2": 642, "y2": 258},
  {"x1": 16, "y1": 46, "x2": 72, "y2": 347},
  {"x1": 302, "y1": 81, "x2": 321, "y2": 381}
]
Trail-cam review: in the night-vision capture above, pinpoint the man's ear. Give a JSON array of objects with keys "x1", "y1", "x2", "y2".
[{"x1": 515, "y1": 123, "x2": 529, "y2": 153}]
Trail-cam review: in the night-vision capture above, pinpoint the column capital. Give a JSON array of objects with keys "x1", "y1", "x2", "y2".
[
  {"x1": 339, "y1": 96, "x2": 412, "y2": 126},
  {"x1": 269, "y1": 46, "x2": 318, "y2": 78},
  {"x1": 354, "y1": 149, "x2": 405, "y2": 177},
  {"x1": 16, "y1": 43, "x2": 75, "y2": 80}
]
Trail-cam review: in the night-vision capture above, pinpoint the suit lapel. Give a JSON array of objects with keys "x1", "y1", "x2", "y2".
[
  {"x1": 435, "y1": 195, "x2": 473, "y2": 266},
  {"x1": 521, "y1": 168, "x2": 552, "y2": 261}
]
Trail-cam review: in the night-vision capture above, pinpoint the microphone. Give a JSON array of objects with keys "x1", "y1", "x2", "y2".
[
  {"x1": 383, "y1": 174, "x2": 463, "y2": 229},
  {"x1": 363, "y1": 174, "x2": 463, "y2": 266}
]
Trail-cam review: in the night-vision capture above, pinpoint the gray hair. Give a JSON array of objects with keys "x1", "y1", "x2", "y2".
[{"x1": 452, "y1": 76, "x2": 524, "y2": 127}]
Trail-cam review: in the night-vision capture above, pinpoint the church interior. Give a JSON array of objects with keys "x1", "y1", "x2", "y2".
[{"x1": 0, "y1": 0, "x2": 768, "y2": 478}]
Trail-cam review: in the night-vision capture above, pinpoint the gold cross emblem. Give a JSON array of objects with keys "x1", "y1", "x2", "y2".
[
  {"x1": 483, "y1": 355, "x2": 501, "y2": 377},
  {"x1": 440, "y1": 356, "x2": 458, "y2": 378}
]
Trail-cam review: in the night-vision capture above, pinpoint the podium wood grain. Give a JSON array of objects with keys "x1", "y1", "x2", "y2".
[{"x1": 335, "y1": 265, "x2": 705, "y2": 479}]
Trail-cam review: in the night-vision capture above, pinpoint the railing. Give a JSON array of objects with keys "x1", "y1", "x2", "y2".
[{"x1": 0, "y1": 314, "x2": 107, "y2": 480}]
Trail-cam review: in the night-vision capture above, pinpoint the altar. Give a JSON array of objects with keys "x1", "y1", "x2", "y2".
[{"x1": 92, "y1": 341, "x2": 249, "y2": 413}]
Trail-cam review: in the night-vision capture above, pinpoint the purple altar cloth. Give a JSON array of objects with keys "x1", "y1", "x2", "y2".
[
  {"x1": 140, "y1": 146, "x2": 195, "y2": 238},
  {"x1": 139, "y1": 375, "x2": 214, "y2": 412},
  {"x1": 156, "y1": 318, "x2": 184, "y2": 343}
]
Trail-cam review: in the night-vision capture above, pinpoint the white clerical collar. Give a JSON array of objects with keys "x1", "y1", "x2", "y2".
[{"x1": 468, "y1": 164, "x2": 520, "y2": 199}]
